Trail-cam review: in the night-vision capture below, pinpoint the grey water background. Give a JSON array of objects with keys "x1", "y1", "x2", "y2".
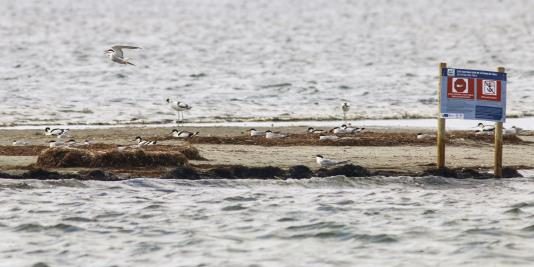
[
  {"x1": 2, "y1": 176, "x2": 534, "y2": 267},
  {"x1": 2, "y1": 0, "x2": 534, "y2": 125}
]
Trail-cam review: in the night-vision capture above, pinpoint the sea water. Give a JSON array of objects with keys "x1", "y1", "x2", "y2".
[
  {"x1": 1, "y1": 0, "x2": 534, "y2": 126},
  {"x1": 1, "y1": 176, "x2": 534, "y2": 267}
]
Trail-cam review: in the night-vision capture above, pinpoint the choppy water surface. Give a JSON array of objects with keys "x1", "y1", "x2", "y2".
[
  {"x1": 2, "y1": 0, "x2": 534, "y2": 125},
  {"x1": 1, "y1": 176, "x2": 534, "y2": 266}
]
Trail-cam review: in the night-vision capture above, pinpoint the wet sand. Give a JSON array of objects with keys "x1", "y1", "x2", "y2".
[{"x1": 0, "y1": 126, "x2": 533, "y2": 178}]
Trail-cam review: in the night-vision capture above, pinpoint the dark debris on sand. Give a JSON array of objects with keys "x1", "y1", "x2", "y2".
[
  {"x1": 37, "y1": 148, "x2": 189, "y2": 168},
  {"x1": 181, "y1": 131, "x2": 527, "y2": 147}
]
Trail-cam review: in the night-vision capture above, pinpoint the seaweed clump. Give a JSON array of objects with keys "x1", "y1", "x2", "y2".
[{"x1": 37, "y1": 148, "x2": 188, "y2": 168}]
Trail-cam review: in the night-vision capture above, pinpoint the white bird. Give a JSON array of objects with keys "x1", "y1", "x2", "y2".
[
  {"x1": 12, "y1": 140, "x2": 30, "y2": 146},
  {"x1": 83, "y1": 139, "x2": 92, "y2": 146},
  {"x1": 504, "y1": 126, "x2": 522, "y2": 136},
  {"x1": 134, "y1": 136, "x2": 157, "y2": 147},
  {"x1": 417, "y1": 133, "x2": 436, "y2": 140},
  {"x1": 341, "y1": 124, "x2": 360, "y2": 133},
  {"x1": 171, "y1": 129, "x2": 198, "y2": 138},
  {"x1": 475, "y1": 123, "x2": 495, "y2": 133},
  {"x1": 315, "y1": 155, "x2": 350, "y2": 168},
  {"x1": 105, "y1": 45, "x2": 141, "y2": 66},
  {"x1": 249, "y1": 128, "x2": 266, "y2": 137},
  {"x1": 319, "y1": 135, "x2": 339, "y2": 141},
  {"x1": 48, "y1": 140, "x2": 65, "y2": 148},
  {"x1": 341, "y1": 102, "x2": 350, "y2": 122},
  {"x1": 65, "y1": 139, "x2": 77, "y2": 147},
  {"x1": 265, "y1": 130, "x2": 287, "y2": 139},
  {"x1": 45, "y1": 127, "x2": 69, "y2": 138},
  {"x1": 308, "y1": 127, "x2": 325, "y2": 134},
  {"x1": 166, "y1": 98, "x2": 192, "y2": 125}
]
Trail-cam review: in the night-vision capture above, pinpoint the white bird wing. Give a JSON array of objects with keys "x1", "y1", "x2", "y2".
[{"x1": 111, "y1": 45, "x2": 141, "y2": 58}]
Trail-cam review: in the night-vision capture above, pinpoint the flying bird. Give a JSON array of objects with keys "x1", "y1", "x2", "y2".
[{"x1": 105, "y1": 45, "x2": 141, "y2": 66}]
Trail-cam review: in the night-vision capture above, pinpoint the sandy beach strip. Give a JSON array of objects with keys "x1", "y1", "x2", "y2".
[{"x1": 0, "y1": 126, "x2": 532, "y2": 178}]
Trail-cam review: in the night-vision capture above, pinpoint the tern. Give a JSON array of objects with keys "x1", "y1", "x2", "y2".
[
  {"x1": 265, "y1": 130, "x2": 287, "y2": 139},
  {"x1": 134, "y1": 136, "x2": 157, "y2": 147},
  {"x1": 504, "y1": 126, "x2": 522, "y2": 136},
  {"x1": 48, "y1": 140, "x2": 65, "y2": 148},
  {"x1": 307, "y1": 127, "x2": 325, "y2": 134},
  {"x1": 166, "y1": 98, "x2": 192, "y2": 125},
  {"x1": 249, "y1": 128, "x2": 266, "y2": 137},
  {"x1": 105, "y1": 45, "x2": 141, "y2": 65},
  {"x1": 417, "y1": 133, "x2": 436, "y2": 140},
  {"x1": 319, "y1": 135, "x2": 339, "y2": 141},
  {"x1": 315, "y1": 155, "x2": 350, "y2": 168},
  {"x1": 171, "y1": 129, "x2": 199, "y2": 138}
]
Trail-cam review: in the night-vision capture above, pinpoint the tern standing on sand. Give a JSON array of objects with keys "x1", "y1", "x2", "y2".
[
  {"x1": 167, "y1": 99, "x2": 192, "y2": 125},
  {"x1": 105, "y1": 45, "x2": 141, "y2": 65}
]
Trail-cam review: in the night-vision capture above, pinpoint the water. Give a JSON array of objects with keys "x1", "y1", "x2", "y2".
[
  {"x1": 1, "y1": 176, "x2": 534, "y2": 266},
  {"x1": 2, "y1": 0, "x2": 534, "y2": 126}
]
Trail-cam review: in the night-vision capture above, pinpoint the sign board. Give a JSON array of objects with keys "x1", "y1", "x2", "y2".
[{"x1": 440, "y1": 68, "x2": 507, "y2": 122}]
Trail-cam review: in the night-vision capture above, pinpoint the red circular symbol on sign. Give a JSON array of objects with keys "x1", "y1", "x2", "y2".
[{"x1": 454, "y1": 79, "x2": 466, "y2": 92}]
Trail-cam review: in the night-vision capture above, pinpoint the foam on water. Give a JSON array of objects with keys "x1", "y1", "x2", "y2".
[
  {"x1": 1, "y1": 176, "x2": 534, "y2": 266},
  {"x1": 2, "y1": 0, "x2": 534, "y2": 126}
]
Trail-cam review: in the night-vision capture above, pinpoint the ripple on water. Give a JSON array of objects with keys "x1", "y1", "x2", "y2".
[
  {"x1": 15, "y1": 223, "x2": 84, "y2": 233},
  {"x1": 221, "y1": 204, "x2": 248, "y2": 211},
  {"x1": 223, "y1": 196, "x2": 258, "y2": 202}
]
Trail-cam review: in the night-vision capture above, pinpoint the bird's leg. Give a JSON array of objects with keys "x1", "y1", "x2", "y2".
[
  {"x1": 343, "y1": 111, "x2": 347, "y2": 124},
  {"x1": 179, "y1": 112, "x2": 184, "y2": 126}
]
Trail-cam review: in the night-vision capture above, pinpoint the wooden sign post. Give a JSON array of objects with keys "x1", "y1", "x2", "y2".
[
  {"x1": 437, "y1": 63, "x2": 447, "y2": 169},
  {"x1": 494, "y1": 67, "x2": 505, "y2": 178}
]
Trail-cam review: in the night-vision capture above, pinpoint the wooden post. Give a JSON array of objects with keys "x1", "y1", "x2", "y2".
[
  {"x1": 437, "y1": 62, "x2": 447, "y2": 169},
  {"x1": 494, "y1": 66, "x2": 505, "y2": 177}
]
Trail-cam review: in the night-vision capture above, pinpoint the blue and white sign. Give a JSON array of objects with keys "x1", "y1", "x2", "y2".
[{"x1": 440, "y1": 68, "x2": 507, "y2": 122}]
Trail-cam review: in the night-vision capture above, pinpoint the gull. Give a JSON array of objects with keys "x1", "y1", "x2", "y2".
[
  {"x1": 307, "y1": 127, "x2": 325, "y2": 134},
  {"x1": 341, "y1": 102, "x2": 350, "y2": 122},
  {"x1": 166, "y1": 98, "x2": 192, "y2": 125},
  {"x1": 171, "y1": 129, "x2": 199, "y2": 138},
  {"x1": 45, "y1": 127, "x2": 69, "y2": 138},
  {"x1": 105, "y1": 45, "x2": 141, "y2": 66},
  {"x1": 249, "y1": 128, "x2": 266, "y2": 137},
  {"x1": 134, "y1": 136, "x2": 157, "y2": 147},
  {"x1": 417, "y1": 133, "x2": 436, "y2": 140},
  {"x1": 315, "y1": 155, "x2": 350, "y2": 168},
  {"x1": 265, "y1": 130, "x2": 287, "y2": 139}
]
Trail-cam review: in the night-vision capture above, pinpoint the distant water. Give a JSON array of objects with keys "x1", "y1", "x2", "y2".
[
  {"x1": 1, "y1": 176, "x2": 534, "y2": 266},
  {"x1": 2, "y1": 0, "x2": 534, "y2": 126}
]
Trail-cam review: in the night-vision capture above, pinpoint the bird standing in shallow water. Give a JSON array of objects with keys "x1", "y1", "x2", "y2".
[
  {"x1": 167, "y1": 98, "x2": 192, "y2": 125},
  {"x1": 105, "y1": 45, "x2": 141, "y2": 66}
]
